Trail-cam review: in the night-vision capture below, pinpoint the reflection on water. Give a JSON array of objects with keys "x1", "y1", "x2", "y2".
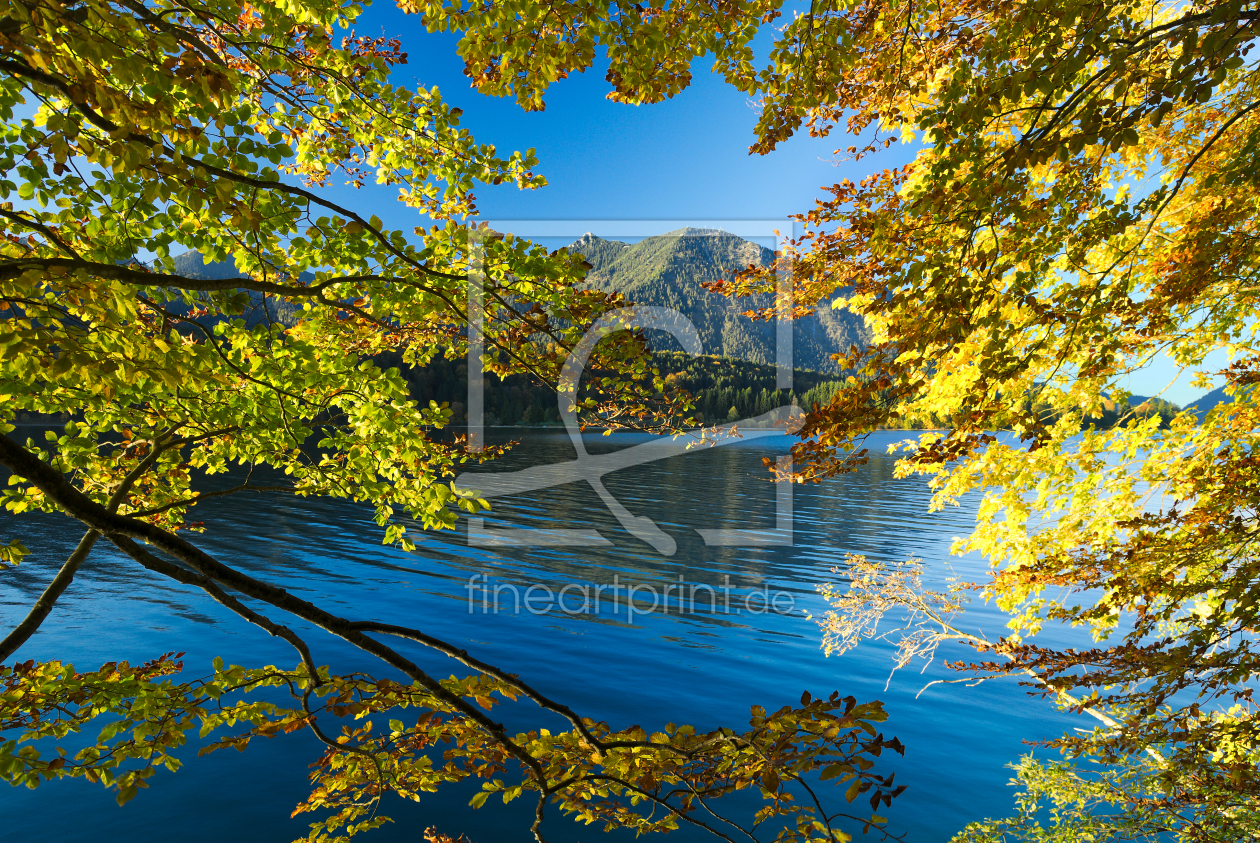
[{"x1": 2, "y1": 430, "x2": 1081, "y2": 842}]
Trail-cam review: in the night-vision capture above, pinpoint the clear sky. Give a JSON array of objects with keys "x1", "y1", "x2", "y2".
[
  {"x1": 342, "y1": 5, "x2": 870, "y2": 229},
  {"x1": 337, "y1": 4, "x2": 1221, "y2": 406}
]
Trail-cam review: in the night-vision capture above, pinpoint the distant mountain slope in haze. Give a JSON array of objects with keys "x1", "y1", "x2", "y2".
[
  {"x1": 1186, "y1": 385, "x2": 1235, "y2": 419},
  {"x1": 571, "y1": 228, "x2": 867, "y2": 374}
]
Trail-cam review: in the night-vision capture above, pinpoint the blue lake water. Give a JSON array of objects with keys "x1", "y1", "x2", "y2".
[{"x1": 2, "y1": 429, "x2": 1084, "y2": 842}]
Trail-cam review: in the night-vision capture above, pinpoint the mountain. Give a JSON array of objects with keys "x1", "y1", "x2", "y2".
[
  {"x1": 171, "y1": 249, "x2": 242, "y2": 280},
  {"x1": 1096, "y1": 394, "x2": 1181, "y2": 427},
  {"x1": 170, "y1": 249, "x2": 314, "y2": 284},
  {"x1": 1185, "y1": 385, "x2": 1234, "y2": 419},
  {"x1": 166, "y1": 250, "x2": 305, "y2": 327},
  {"x1": 571, "y1": 228, "x2": 867, "y2": 374},
  {"x1": 570, "y1": 232, "x2": 630, "y2": 271}
]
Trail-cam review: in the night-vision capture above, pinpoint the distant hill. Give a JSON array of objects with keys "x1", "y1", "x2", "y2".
[
  {"x1": 170, "y1": 234, "x2": 869, "y2": 373},
  {"x1": 1185, "y1": 385, "x2": 1233, "y2": 419},
  {"x1": 1091, "y1": 394, "x2": 1182, "y2": 427},
  {"x1": 571, "y1": 228, "x2": 867, "y2": 374}
]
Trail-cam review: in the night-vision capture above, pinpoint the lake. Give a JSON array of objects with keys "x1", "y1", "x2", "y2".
[{"x1": 2, "y1": 429, "x2": 1082, "y2": 842}]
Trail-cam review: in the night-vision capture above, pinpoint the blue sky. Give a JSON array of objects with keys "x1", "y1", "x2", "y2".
[
  {"x1": 337, "y1": 5, "x2": 1219, "y2": 405},
  {"x1": 346, "y1": 5, "x2": 858, "y2": 230}
]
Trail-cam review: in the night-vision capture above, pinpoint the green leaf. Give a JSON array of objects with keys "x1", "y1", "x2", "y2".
[
  {"x1": 116, "y1": 783, "x2": 138, "y2": 806},
  {"x1": 0, "y1": 538, "x2": 29, "y2": 567},
  {"x1": 820, "y1": 763, "x2": 851, "y2": 781}
]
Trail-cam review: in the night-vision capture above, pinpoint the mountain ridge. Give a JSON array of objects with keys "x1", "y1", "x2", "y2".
[{"x1": 571, "y1": 229, "x2": 866, "y2": 374}]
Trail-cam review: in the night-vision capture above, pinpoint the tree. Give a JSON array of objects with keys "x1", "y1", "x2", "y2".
[
  {"x1": 0, "y1": 1, "x2": 907, "y2": 841},
  {"x1": 427, "y1": 0, "x2": 1260, "y2": 838}
]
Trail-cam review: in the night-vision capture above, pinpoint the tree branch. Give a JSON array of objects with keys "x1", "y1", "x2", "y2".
[
  {"x1": 0, "y1": 432, "x2": 549, "y2": 820},
  {"x1": 0, "y1": 528, "x2": 99, "y2": 662},
  {"x1": 0, "y1": 427, "x2": 179, "y2": 661},
  {"x1": 0, "y1": 255, "x2": 355, "y2": 296},
  {"x1": 109, "y1": 535, "x2": 320, "y2": 681}
]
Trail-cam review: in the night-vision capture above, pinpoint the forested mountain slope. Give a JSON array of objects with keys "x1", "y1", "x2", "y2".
[
  {"x1": 1185, "y1": 386, "x2": 1233, "y2": 419},
  {"x1": 380, "y1": 350, "x2": 849, "y2": 427},
  {"x1": 572, "y1": 228, "x2": 867, "y2": 374}
]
